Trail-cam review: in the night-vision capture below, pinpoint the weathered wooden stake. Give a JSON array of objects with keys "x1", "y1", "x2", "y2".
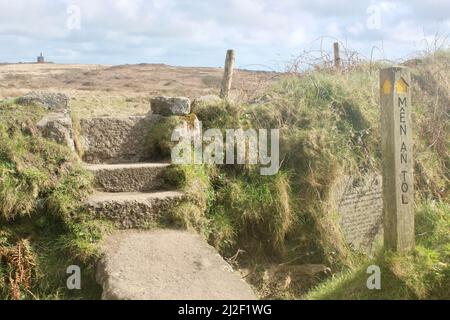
[
  {"x1": 220, "y1": 49, "x2": 235, "y2": 99},
  {"x1": 333, "y1": 42, "x2": 341, "y2": 70},
  {"x1": 380, "y1": 66, "x2": 415, "y2": 252}
]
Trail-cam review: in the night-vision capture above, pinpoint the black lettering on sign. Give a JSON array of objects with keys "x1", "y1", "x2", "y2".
[
  {"x1": 399, "y1": 97, "x2": 407, "y2": 136},
  {"x1": 402, "y1": 183, "x2": 409, "y2": 193},
  {"x1": 401, "y1": 142, "x2": 407, "y2": 152},
  {"x1": 401, "y1": 153, "x2": 408, "y2": 164},
  {"x1": 401, "y1": 142, "x2": 408, "y2": 164},
  {"x1": 402, "y1": 194, "x2": 408, "y2": 204},
  {"x1": 398, "y1": 95, "x2": 410, "y2": 206},
  {"x1": 398, "y1": 97, "x2": 407, "y2": 108},
  {"x1": 400, "y1": 113, "x2": 406, "y2": 123},
  {"x1": 401, "y1": 171, "x2": 407, "y2": 181},
  {"x1": 400, "y1": 125, "x2": 407, "y2": 135}
]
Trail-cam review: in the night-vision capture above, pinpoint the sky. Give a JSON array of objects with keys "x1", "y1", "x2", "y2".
[{"x1": 0, "y1": 0, "x2": 448, "y2": 70}]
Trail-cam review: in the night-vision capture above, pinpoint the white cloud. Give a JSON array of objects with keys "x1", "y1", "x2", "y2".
[
  {"x1": 288, "y1": 29, "x2": 307, "y2": 47},
  {"x1": 0, "y1": 0, "x2": 447, "y2": 68},
  {"x1": 347, "y1": 22, "x2": 365, "y2": 36}
]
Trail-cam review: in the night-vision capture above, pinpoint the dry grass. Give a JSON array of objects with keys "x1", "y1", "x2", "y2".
[
  {"x1": 0, "y1": 239, "x2": 36, "y2": 300},
  {"x1": 0, "y1": 63, "x2": 280, "y2": 118}
]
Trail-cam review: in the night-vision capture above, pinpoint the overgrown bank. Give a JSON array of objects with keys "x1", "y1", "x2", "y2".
[
  {"x1": 155, "y1": 51, "x2": 449, "y2": 299},
  {"x1": 0, "y1": 101, "x2": 109, "y2": 299}
]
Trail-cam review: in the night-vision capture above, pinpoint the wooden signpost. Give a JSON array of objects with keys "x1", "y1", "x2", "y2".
[{"x1": 380, "y1": 67, "x2": 415, "y2": 252}]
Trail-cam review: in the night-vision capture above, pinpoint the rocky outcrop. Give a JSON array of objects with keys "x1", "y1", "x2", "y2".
[
  {"x1": 37, "y1": 113, "x2": 75, "y2": 151},
  {"x1": 96, "y1": 230, "x2": 257, "y2": 300},
  {"x1": 22, "y1": 91, "x2": 76, "y2": 150},
  {"x1": 150, "y1": 96, "x2": 191, "y2": 116},
  {"x1": 18, "y1": 91, "x2": 70, "y2": 113}
]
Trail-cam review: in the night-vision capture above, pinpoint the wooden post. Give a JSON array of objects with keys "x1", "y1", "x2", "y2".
[
  {"x1": 380, "y1": 66, "x2": 415, "y2": 252},
  {"x1": 333, "y1": 42, "x2": 341, "y2": 70},
  {"x1": 220, "y1": 49, "x2": 235, "y2": 99}
]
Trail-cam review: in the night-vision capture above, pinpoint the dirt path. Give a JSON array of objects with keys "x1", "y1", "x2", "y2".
[{"x1": 97, "y1": 230, "x2": 257, "y2": 300}]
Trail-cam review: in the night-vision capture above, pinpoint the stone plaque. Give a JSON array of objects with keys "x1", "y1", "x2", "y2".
[{"x1": 332, "y1": 174, "x2": 384, "y2": 253}]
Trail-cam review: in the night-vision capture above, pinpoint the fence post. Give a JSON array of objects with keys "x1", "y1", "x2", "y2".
[
  {"x1": 380, "y1": 66, "x2": 415, "y2": 252},
  {"x1": 333, "y1": 42, "x2": 341, "y2": 70},
  {"x1": 220, "y1": 49, "x2": 235, "y2": 99}
]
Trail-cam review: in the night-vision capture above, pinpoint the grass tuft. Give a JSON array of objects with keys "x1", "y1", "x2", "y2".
[{"x1": 0, "y1": 100, "x2": 107, "y2": 299}]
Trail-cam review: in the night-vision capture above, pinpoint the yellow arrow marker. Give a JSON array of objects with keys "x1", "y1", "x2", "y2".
[
  {"x1": 396, "y1": 77, "x2": 409, "y2": 94},
  {"x1": 383, "y1": 79, "x2": 392, "y2": 95}
]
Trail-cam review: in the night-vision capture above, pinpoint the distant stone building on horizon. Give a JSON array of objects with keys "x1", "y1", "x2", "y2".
[{"x1": 37, "y1": 52, "x2": 44, "y2": 63}]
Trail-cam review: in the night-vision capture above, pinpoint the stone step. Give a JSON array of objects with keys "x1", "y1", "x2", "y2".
[
  {"x1": 85, "y1": 162, "x2": 170, "y2": 192},
  {"x1": 96, "y1": 229, "x2": 257, "y2": 300},
  {"x1": 86, "y1": 191, "x2": 184, "y2": 229},
  {"x1": 79, "y1": 115, "x2": 162, "y2": 164}
]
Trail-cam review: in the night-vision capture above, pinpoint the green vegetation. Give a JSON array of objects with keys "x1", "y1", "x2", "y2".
[
  {"x1": 146, "y1": 114, "x2": 198, "y2": 159},
  {"x1": 1, "y1": 51, "x2": 448, "y2": 300},
  {"x1": 164, "y1": 164, "x2": 214, "y2": 233},
  {"x1": 159, "y1": 51, "x2": 449, "y2": 299},
  {"x1": 306, "y1": 201, "x2": 449, "y2": 300},
  {"x1": 0, "y1": 101, "x2": 109, "y2": 299}
]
